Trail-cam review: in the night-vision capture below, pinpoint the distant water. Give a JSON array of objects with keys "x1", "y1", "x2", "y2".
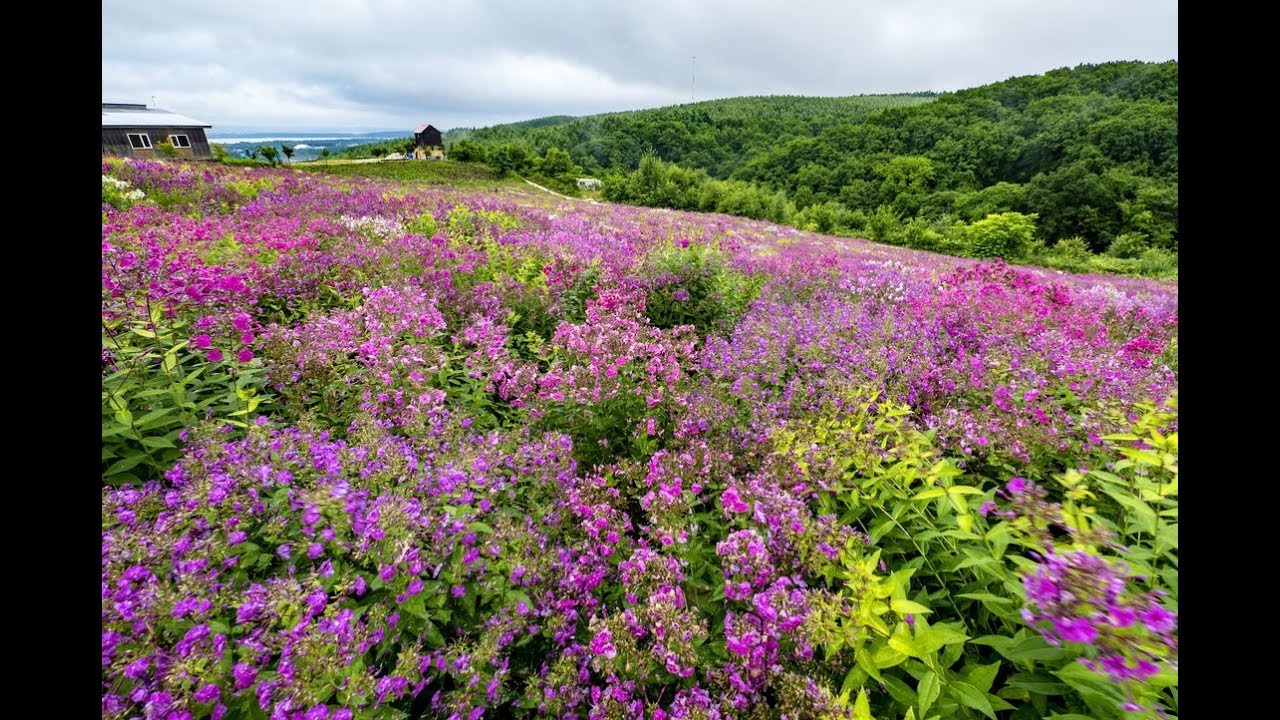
[{"x1": 206, "y1": 131, "x2": 410, "y2": 161}]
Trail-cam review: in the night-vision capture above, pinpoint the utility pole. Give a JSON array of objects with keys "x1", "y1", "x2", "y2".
[{"x1": 691, "y1": 56, "x2": 696, "y2": 103}]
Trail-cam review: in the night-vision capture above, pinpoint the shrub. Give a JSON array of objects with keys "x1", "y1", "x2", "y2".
[
  {"x1": 1135, "y1": 247, "x2": 1178, "y2": 278},
  {"x1": 1043, "y1": 236, "x2": 1095, "y2": 273},
  {"x1": 963, "y1": 211, "x2": 1038, "y2": 260},
  {"x1": 1108, "y1": 231, "x2": 1150, "y2": 259},
  {"x1": 639, "y1": 240, "x2": 762, "y2": 336}
]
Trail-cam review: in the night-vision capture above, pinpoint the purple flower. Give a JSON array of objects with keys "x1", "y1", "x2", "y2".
[
  {"x1": 589, "y1": 629, "x2": 617, "y2": 659},
  {"x1": 1140, "y1": 604, "x2": 1176, "y2": 634},
  {"x1": 232, "y1": 662, "x2": 257, "y2": 690},
  {"x1": 1053, "y1": 616, "x2": 1098, "y2": 644},
  {"x1": 194, "y1": 684, "x2": 220, "y2": 703}
]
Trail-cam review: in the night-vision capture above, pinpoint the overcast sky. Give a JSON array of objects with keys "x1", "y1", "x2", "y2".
[{"x1": 102, "y1": 0, "x2": 1178, "y2": 134}]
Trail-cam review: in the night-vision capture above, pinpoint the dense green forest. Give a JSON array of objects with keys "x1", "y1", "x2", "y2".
[
  {"x1": 437, "y1": 62, "x2": 1177, "y2": 278},
  {"x1": 442, "y1": 94, "x2": 937, "y2": 177}
]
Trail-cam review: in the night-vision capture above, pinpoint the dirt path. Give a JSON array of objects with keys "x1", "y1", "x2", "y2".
[{"x1": 517, "y1": 176, "x2": 578, "y2": 200}]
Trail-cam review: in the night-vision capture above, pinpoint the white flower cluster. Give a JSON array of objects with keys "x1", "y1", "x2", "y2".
[
  {"x1": 102, "y1": 175, "x2": 146, "y2": 202},
  {"x1": 339, "y1": 214, "x2": 404, "y2": 238}
]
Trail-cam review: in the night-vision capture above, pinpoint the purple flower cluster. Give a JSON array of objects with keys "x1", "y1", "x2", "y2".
[{"x1": 1022, "y1": 549, "x2": 1177, "y2": 684}]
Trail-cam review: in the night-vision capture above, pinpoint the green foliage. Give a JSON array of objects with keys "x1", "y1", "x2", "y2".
[
  {"x1": 795, "y1": 201, "x2": 859, "y2": 234},
  {"x1": 1107, "y1": 232, "x2": 1150, "y2": 259},
  {"x1": 280, "y1": 144, "x2": 295, "y2": 163},
  {"x1": 1040, "y1": 237, "x2": 1094, "y2": 273},
  {"x1": 1134, "y1": 248, "x2": 1178, "y2": 278},
  {"x1": 877, "y1": 156, "x2": 936, "y2": 215},
  {"x1": 300, "y1": 160, "x2": 507, "y2": 186},
  {"x1": 447, "y1": 139, "x2": 486, "y2": 162},
  {"x1": 865, "y1": 205, "x2": 904, "y2": 242},
  {"x1": 488, "y1": 143, "x2": 536, "y2": 176},
  {"x1": 963, "y1": 212, "x2": 1038, "y2": 260},
  {"x1": 256, "y1": 144, "x2": 280, "y2": 166},
  {"x1": 446, "y1": 93, "x2": 937, "y2": 178},
  {"x1": 768, "y1": 385, "x2": 1179, "y2": 719},
  {"x1": 955, "y1": 182, "x2": 1026, "y2": 221},
  {"x1": 154, "y1": 140, "x2": 180, "y2": 159},
  {"x1": 537, "y1": 147, "x2": 579, "y2": 177},
  {"x1": 102, "y1": 307, "x2": 274, "y2": 485},
  {"x1": 335, "y1": 136, "x2": 414, "y2": 159},
  {"x1": 640, "y1": 240, "x2": 763, "y2": 336}
]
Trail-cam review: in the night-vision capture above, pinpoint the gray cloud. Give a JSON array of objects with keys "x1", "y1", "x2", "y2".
[{"x1": 102, "y1": 0, "x2": 1177, "y2": 133}]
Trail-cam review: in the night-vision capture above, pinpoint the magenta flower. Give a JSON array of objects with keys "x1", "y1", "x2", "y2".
[
  {"x1": 205, "y1": 348, "x2": 223, "y2": 362},
  {"x1": 589, "y1": 628, "x2": 617, "y2": 659}
]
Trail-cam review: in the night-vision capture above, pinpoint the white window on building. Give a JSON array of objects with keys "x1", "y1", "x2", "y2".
[
  {"x1": 169, "y1": 134, "x2": 191, "y2": 148},
  {"x1": 127, "y1": 133, "x2": 153, "y2": 150}
]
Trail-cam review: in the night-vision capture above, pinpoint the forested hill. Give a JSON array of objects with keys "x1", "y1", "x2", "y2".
[
  {"x1": 443, "y1": 94, "x2": 938, "y2": 177},
  {"x1": 446, "y1": 61, "x2": 1176, "y2": 260},
  {"x1": 729, "y1": 60, "x2": 1178, "y2": 249}
]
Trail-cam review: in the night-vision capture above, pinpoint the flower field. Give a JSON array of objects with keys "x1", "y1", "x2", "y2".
[{"x1": 102, "y1": 158, "x2": 1178, "y2": 720}]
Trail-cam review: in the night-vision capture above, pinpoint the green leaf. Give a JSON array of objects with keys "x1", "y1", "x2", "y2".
[
  {"x1": 952, "y1": 553, "x2": 998, "y2": 570},
  {"x1": 1100, "y1": 488, "x2": 1158, "y2": 534},
  {"x1": 105, "y1": 454, "x2": 147, "y2": 476},
  {"x1": 966, "y1": 661, "x2": 1001, "y2": 693},
  {"x1": 1006, "y1": 635, "x2": 1065, "y2": 663},
  {"x1": 888, "y1": 633, "x2": 919, "y2": 659},
  {"x1": 915, "y1": 625, "x2": 968, "y2": 654},
  {"x1": 917, "y1": 671, "x2": 940, "y2": 717},
  {"x1": 891, "y1": 599, "x2": 933, "y2": 615},
  {"x1": 946, "y1": 485, "x2": 984, "y2": 495},
  {"x1": 913, "y1": 487, "x2": 947, "y2": 501},
  {"x1": 842, "y1": 664, "x2": 868, "y2": 696},
  {"x1": 852, "y1": 688, "x2": 873, "y2": 720},
  {"x1": 141, "y1": 436, "x2": 176, "y2": 449},
  {"x1": 134, "y1": 406, "x2": 179, "y2": 427},
  {"x1": 956, "y1": 592, "x2": 1015, "y2": 615},
  {"x1": 880, "y1": 673, "x2": 917, "y2": 707},
  {"x1": 949, "y1": 681, "x2": 996, "y2": 719},
  {"x1": 1006, "y1": 672, "x2": 1066, "y2": 695},
  {"x1": 870, "y1": 643, "x2": 908, "y2": 669},
  {"x1": 854, "y1": 646, "x2": 883, "y2": 682}
]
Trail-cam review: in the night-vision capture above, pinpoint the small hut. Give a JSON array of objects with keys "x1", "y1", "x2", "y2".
[{"x1": 413, "y1": 123, "x2": 445, "y2": 159}]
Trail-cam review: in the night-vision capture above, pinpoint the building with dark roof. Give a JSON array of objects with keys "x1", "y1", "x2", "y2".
[
  {"x1": 413, "y1": 123, "x2": 445, "y2": 159},
  {"x1": 102, "y1": 103, "x2": 213, "y2": 159}
]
